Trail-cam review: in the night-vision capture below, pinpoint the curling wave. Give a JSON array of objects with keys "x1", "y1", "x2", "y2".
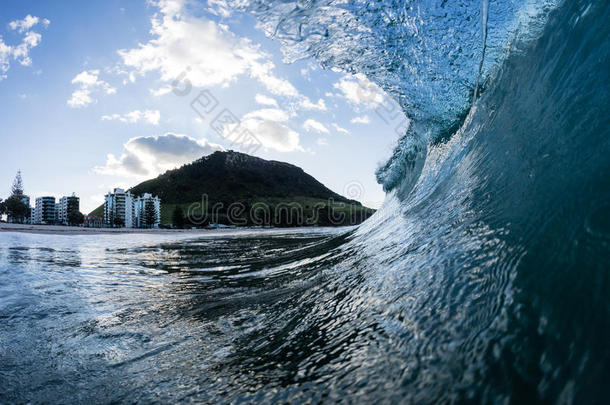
[{"x1": 231, "y1": 0, "x2": 610, "y2": 402}]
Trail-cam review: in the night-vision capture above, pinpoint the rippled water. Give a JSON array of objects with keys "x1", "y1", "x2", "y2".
[{"x1": 0, "y1": 229, "x2": 356, "y2": 402}]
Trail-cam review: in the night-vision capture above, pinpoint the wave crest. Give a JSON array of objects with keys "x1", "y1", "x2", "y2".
[{"x1": 234, "y1": 0, "x2": 561, "y2": 191}]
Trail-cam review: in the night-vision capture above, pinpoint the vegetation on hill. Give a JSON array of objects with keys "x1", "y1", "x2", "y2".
[
  {"x1": 90, "y1": 151, "x2": 375, "y2": 227},
  {"x1": 131, "y1": 151, "x2": 361, "y2": 205}
]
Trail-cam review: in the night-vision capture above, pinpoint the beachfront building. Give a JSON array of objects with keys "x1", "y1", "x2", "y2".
[
  {"x1": 104, "y1": 188, "x2": 135, "y2": 228},
  {"x1": 104, "y1": 188, "x2": 162, "y2": 228},
  {"x1": 58, "y1": 194, "x2": 80, "y2": 225},
  {"x1": 32, "y1": 196, "x2": 56, "y2": 225},
  {"x1": 134, "y1": 193, "x2": 161, "y2": 228},
  {"x1": 22, "y1": 195, "x2": 32, "y2": 224},
  {"x1": 84, "y1": 215, "x2": 103, "y2": 228},
  {"x1": 23, "y1": 196, "x2": 32, "y2": 224}
]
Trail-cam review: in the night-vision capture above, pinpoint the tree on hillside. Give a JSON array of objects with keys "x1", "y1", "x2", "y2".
[
  {"x1": 172, "y1": 206, "x2": 185, "y2": 229},
  {"x1": 144, "y1": 200, "x2": 157, "y2": 228}
]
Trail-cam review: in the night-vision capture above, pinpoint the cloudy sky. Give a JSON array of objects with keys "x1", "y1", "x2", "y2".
[{"x1": 0, "y1": 0, "x2": 407, "y2": 213}]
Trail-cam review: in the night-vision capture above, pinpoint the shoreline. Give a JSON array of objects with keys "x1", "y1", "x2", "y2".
[
  {"x1": 0, "y1": 223, "x2": 250, "y2": 235},
  {"x1": 0, "y1": 223, "x2": 348, "y2": 236}
]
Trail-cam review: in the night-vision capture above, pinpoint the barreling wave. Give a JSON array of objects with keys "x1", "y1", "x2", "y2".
[{"x1": 231, "y1": 0, "x2": 610, "y2": 402}]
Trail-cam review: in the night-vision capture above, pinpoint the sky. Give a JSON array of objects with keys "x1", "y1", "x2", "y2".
[{"x1": 0, "y1": 0, "x2": 407, "y2": 213}]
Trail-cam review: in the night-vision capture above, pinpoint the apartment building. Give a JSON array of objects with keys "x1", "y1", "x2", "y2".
[
  {"x1": 104, "y1": 188, "x2": 135, "y2": 227},
  {"x1": 58, "y1": 194, "x2": 80, "y2": 225},
  {"x1": 32, "y1": 196, "x2": 56, "y2": 224},
  {"x1": 104, "y1": 189, "x2": 161, "y2": 228}
]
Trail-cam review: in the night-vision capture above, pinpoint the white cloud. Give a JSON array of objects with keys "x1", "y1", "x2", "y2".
[
  {"x1": 0, "y1": 15, "x2": 49, "y2": 81},
  {"x1": 150, "y1": 85, "x2": 172, "y2": 96},
  {"x1": 351, "y1": 115, "x2": 371, "y2": 124},
  {"x1": 67, "y1": 89, "x2": 93, "y2": 107},
  {"x1": 11, "y1": 31, "x2": 41, "y2": 67},
  {"x1": 118, "y1": 0, "x2": 301, "y2": 98},
  {"x1": 223, "y1": 119, "x2": 302, "y2": 153},
  {"x1": 332, "y1": 123, "x2": 349, "y2": 134},
  {"x1": 303, "y1": 119, "x2": 329, "y2": 134},
  {"x1": 299, "y1": 97, "x2": 327, "y2": 111},
  {"x1": 95, "y1": 133, "x2": 224, "y2": 177},
  {"x1": 220, "y1": 107, "x2": 302, "y2": 153},
  {"x1": 101, "y1": 110, "x2": 161, "y2": 125},
  {"x1": 317, "y1": 138, "x2": 328, "y2": 146},
  {"x1": 255, "y1": 93, "x2": 278, "y2": 108},
  {"x1": 243, "y1": 108, "x2": 290, "y2": 122},
  {"x1": 207, "y1": 0, "x2": 233, "y2": 18},
  {"x1": 67, "y1": 70, "x2": 116, "y2": 108},
  {"x1": 214, "y1": 105, "x2": 303, "y2": 153},
  {"x1": 119, "y1": 6, "x2": 253, "y2": 88},
  {"x1": 334, "y1": 73, "x2": 385, "y2": 106},
  {"x1": 8, "y1": 15, "x2": 48, "y2": 33},
  {"x1": 250, "y1": 61, "x2": 300, "y2": 97}
]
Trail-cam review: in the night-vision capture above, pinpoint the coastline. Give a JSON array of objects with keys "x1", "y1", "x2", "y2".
[{"x1": 0, "y1": 223, "x2": 238, "y2": 235}]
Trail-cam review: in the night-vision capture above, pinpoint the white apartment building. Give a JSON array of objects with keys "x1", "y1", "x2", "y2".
[
  {"x1": 104, "y1": 188, "x2": 134, "y2": 227},
  {"x1": 104, "y1": 189, "x2": 162, "y2": 228},
  {"x1": 134, "y1": 193, "x2": 161, "y2": 228}
]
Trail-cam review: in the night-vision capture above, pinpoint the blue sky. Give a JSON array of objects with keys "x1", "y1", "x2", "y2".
[{"x1": 0, "y1": 0, "x2": 407, "y2": 213}]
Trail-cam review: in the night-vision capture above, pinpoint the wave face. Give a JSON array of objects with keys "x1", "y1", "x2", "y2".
[{"x1": 234, "y1": 0, "x2": 610, "y2": 402}]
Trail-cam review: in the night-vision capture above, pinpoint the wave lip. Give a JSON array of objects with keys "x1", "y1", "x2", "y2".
[{"x1": 236, "y1": 0, "x2": 562, "y2": 192}]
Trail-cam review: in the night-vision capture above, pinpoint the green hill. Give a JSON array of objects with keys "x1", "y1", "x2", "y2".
[{"x1": 90, "y1": 151, "x2": 375, "y2": 227}]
